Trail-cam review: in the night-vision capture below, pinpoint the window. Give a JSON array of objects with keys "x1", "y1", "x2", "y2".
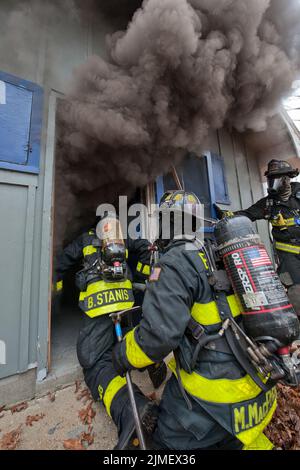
[
  {"x1": 0, "y1": 71, "x2": 43, "y2": 174},
  {"x1": 211, "y1": 152, "x2": 230, "y2": 205},
  {"x1": 156, "y1": 151, "x2": 230, "y2": 232}
]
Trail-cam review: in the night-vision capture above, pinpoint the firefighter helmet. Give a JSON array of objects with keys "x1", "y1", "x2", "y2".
[
  {"x1": 157, "y1": 190, "x2": 202, "y2": 241},
  {"x1": 159, "y1": 190, "x2": 201, "y2": 217},
  {"x1": 265, "y1": 160, "x2": 299, "y2": 179}
]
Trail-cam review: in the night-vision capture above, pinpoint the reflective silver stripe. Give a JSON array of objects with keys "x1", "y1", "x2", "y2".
[{"x1": 275, "y1": 242, "x2": 300, "y2": 254}]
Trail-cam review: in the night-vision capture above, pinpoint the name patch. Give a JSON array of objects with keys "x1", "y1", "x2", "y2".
[
  {"x1": 85, "y1": 288, "x2": 134, "y2": 311},
  {"x1": 232, "y1": 387, "x2": 277, "y2": 434}
]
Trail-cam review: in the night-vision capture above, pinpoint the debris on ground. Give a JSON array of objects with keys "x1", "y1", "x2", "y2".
[
  {"x1": 81, "y1": 428, "x2": 95, "y2": 448},
  {"x1": 47, "y1": 392, "x2": 56, "y2": 403},
  {"x1": 10, "y1": 402, "x2": 28, "y2": 414},
  {"x1": 26, "y1": 414, "x2": 45, "y2": 427},
  {"x1": 0, "y1": 426, "x2": 22, "y2": 450},
  {"x1": 75, "y1": 381, "x2": 81, "y2": 394},
  {"x1": 76, "y1": 388, "x2": 92, "y2": 404},
  {"x1": 78, "y1": 402, "x2": 96, "y2": 426},
  {"x1": 63, "y1": 438, "x2": 85, "y2": 451},
  {"x1": 0, "y1": 406, "x2": 5, "y2": 419},
  {"x1": 0, "y1": 370, "x2": 165, "y2": 450},
  {"x1": 266, "y1": 384, "x2": 300, "y2": 450}
]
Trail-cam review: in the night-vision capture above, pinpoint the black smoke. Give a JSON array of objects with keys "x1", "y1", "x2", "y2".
[{"x1": 56, "y1": 0, "x2": 300, "y2": 245}]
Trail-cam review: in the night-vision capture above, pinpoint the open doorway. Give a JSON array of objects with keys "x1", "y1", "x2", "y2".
[{"x1": 49, "y1": 102, "x2": 148, "y2": 380}]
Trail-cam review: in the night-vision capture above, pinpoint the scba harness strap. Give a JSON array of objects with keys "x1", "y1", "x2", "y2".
[{"x1": 185, "y1": 237, "x2": 271, "y2": 392}]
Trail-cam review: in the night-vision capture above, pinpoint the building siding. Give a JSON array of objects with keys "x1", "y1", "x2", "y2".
[{"x1": 0, "y1": 1, "x2": 272, "y2": 387}]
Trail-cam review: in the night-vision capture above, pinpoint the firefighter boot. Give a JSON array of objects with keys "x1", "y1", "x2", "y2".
[
  {"x1": 111, "y1": 386, "x2": 159, "y2": 450},
  {"x1": 147, "y1": 362, "x2": 167, "y2": 389}
]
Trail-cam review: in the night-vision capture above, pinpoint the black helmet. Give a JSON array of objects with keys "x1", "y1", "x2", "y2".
[
  {"x1": 157, "y1": 190, "x2": 202, "y2": 242},
  {"x1": 159, "y1": 190, "x2": 201, "y2": 216},
  {"x1": 265, "y1": 160, "x2": 299, "y2": 179}
]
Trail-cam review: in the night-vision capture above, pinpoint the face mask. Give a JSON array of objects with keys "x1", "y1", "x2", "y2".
[{"x1": 268, "y1": 176, "x2": 291, "y2": 200}]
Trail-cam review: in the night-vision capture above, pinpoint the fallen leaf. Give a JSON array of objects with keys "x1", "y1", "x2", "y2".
[
  {"x1": 80, "y1": 431, "x2": 94, "y2": 447},
  {"x1": 75, "y1": 381, "x2": 81, "y2": 394},
  {"x1": 266, "y1": 384, "x2": 300, "y2": 450},
  {"x1": 47, "y1": 392, "x2": 56, "y2": 403},
  {"x1": 0, "y1": 426, "x2": 22, "y2": 450},
  {"x1": 63, "y1": 438, "x2": 85, "y2": 451},
  {"x1": 78, "y1": 402, "x2": 96, "y2": 425},
  {"x1": 26, "y1": 414, "x2": 45, "y2": 427},
  {"x1": 10, "y1": 402, "x2": 28, "y2": 414},
  {"x1": 76, "y1": 388, "x2": 92, "y2": 404}
]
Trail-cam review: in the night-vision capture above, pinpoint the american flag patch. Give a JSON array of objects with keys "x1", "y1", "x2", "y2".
[
  {"x1": 149, "y1": 267, "x2": 161, "y2": 282},
  {"x1": 248, "y1": 247, "x2": 272, "y2": 268}
]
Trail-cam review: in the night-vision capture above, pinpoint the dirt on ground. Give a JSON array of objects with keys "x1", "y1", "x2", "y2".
[
  {"x1": 266, "y1": 383, "x2": 300, "y2": 450},
  {"x1": 0, "y1": 370, "x2": 166, "y2": 451},
  {"x1": 1, "y1": 373, "x2": 300, "y2": 450}
]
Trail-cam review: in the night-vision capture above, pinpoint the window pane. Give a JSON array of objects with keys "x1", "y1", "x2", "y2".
[{"x1": 0, "y1": 81, "x2": 33, "y2": 165}]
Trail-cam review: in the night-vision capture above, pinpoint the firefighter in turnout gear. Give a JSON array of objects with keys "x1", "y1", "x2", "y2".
[
  {"x1": 112, "y1": 191, "x2": 277, "y2": 450},
  {"x1": 234, "y1": 159, "x2": 300, "y2": 316},
  {"x1": 55, "y1": 214, "x2": 163, "y2": 448}
]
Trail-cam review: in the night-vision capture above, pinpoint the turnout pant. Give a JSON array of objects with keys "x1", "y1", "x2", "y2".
[
  {"x1": 76, "y1": 315, "x2": 146, "y2": 428},
  {"x1": 153, "y1": 375, "x2": 243, "y2": 450}
]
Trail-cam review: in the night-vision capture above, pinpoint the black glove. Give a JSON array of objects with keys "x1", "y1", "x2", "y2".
[
  {"x1": 214, "y1": 204, "x2": 235, "y2": 220},
  {"x1": 147, "y1": 362, "x2": 167, "y2": 389},
  {"x1": 214, "y1": 204, "x2": 225, "y2": 220},
  {"x1": 112, "y1": 341, "x2": 131, "y2": 377}
]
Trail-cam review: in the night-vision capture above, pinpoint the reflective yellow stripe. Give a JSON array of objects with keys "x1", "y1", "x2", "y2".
[
  {"x1": 168, "y1": 359, "x2": 275, "y2": 449},
  {"x1": 275, "y1": 242, "x2": 300, "y2": 255},
  {"x1": 79, "y1": 279, "x2": 134, "y2": 318},
  {"x1": 191, "y1": 295, "x2": 242, "y2": 326},
  {"x1": 238, "y1": 400, "x2": 276, "y2": 449},
  {"x1": 83, "y1": 245, "x2": 97, "y2": 257},
  {"x1": 242, "y1": 430, "x2": 274, "y2": 450},
  {"x1": 137, "y1": 262, "x2": 151, "y2": 276},
  {"x1": 271, "y1": 218, "x2": 296, "y2": 227},
  {"x1": 102, "y1": 376, "x2": 127, "y2": 418},
  {"x1": 83, "y1": 301, "x2": 135, "y2": 318},
  {"x1": 56, "y1": 280, "x2": 63, "y2": 292},
  {"x1": 125, "y1": 329, "x2": 155, "y2": 368},
  {"x1": 143, "y1": 265, "x2": 150, "y2": 275},
  {"x1": 126, "y1": 249, "x2": 129, "y2": 259},
  {"x1": 79, "y1": 280, "x2": 133, "y2": 298},
  {"x1": 168, "y1": 358, "x2": 268, "y2": 403},
  {"x1": 199, "y1": 252, "x2": 209, "y2": 270}
]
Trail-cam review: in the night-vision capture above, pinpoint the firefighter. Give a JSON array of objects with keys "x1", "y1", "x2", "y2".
[
  {"x1": 55, "y1": 217, "x2": 165, "y2": 448},
  {"x1": 112, "y1": 191, "x2": 277, "y2": 450},
  {"x1": 222, "y1": 160, "x2": 300, "y2": 316}
]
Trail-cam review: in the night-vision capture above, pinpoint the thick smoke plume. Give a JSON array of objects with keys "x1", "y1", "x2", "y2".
[{"x1": 57, "y1": 0, "x2": 300, "y2": 245}]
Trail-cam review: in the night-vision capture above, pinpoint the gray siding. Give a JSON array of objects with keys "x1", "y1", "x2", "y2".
[
  {"x1": 0, "y1": 1, "x2": 271, "y2": 384},
  {"x1": 0, "y1": 1, "x2": 121, "y2": 380},
  {"x1": 209, "y1": 129, "x2": 272, "y2": 254}
]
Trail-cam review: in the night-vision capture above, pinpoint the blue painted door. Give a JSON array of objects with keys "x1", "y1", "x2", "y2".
[{"x1": 0, "y1": 80, "x2": 33, "y2": 166}]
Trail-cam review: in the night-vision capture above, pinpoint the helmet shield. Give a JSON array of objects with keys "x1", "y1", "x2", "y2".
[{"x1": 268, "y1": 176, "x2": 288, "y2": 192}]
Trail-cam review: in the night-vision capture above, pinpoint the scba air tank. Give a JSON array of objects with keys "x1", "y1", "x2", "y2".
[{"x1": 214, "y1": 216, "x2": 299, "y2": 347}]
